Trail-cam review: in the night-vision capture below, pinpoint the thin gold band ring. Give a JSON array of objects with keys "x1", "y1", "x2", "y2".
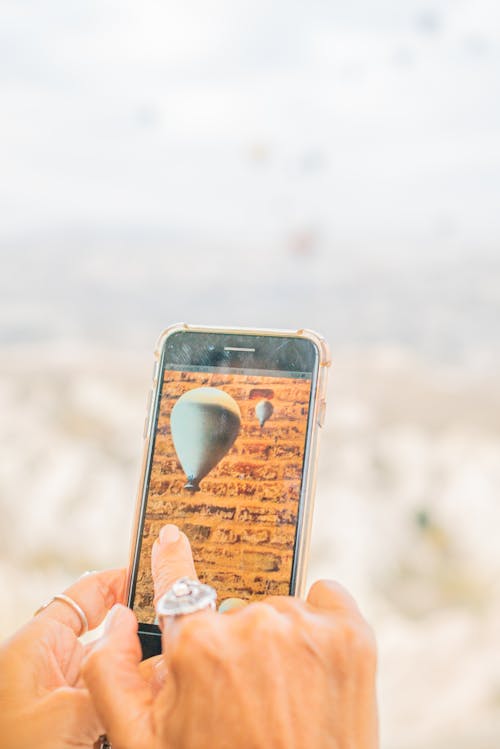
[{"x1": 34, "y1": 593, "x2": 89, "y2": 636}]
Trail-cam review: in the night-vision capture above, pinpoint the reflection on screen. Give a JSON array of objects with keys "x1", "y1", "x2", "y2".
[{"x1": 133, "y1": 368, "x2": 312, "y2": 623}]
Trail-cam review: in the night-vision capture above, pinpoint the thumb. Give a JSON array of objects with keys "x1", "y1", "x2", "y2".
[
  {"x1": 152, "y1": 525, "x2": 198, "y2": 606},
  {"x1": 82, "y1": 604, "x2": 154, "y2": 749},
  {"x1": 307, "y1": 579, "x2": 363, "y2": 618}
]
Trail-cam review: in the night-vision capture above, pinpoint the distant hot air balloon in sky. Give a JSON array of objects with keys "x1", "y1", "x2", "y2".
[
  {"x1": 171, "y1": 387, "x2": 241, "y2": 492},
  {"x1": 255, "y1": 399, "x2": 273, "y2": 428}
]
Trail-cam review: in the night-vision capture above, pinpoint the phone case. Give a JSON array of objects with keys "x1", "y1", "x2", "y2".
[{"x1": 126, "y1": 323, "x2": 331, "y2": 604}]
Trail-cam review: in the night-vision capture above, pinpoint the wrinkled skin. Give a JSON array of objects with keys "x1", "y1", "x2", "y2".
[
  {"x1": 83, "y1": 527, "x2": 379, "y2": 749},
  {"x1": 0, "y1": 532, "x2": 173, "y2": 749}
]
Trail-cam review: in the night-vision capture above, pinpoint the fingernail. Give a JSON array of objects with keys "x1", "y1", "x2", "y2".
[
  {"x1": 80, "y1": 569, "x2": 98, "y2": 578},
  {"x1": 219, "y1": 597, "x2": 248, "y2": 614},
  {"x1": 106, "y1": 604, "x2": 128, "y2": 631},
  {"x1": 159, "y1": 524, "x2": 181, "y2": 545},
  {"x1": 154, "y1": 658, "x2": 168, "y2": 684}
]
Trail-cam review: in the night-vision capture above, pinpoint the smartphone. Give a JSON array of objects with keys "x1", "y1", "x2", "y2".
[{"x1": 126, "y1": 324, "x2": 330, "y2": 658}]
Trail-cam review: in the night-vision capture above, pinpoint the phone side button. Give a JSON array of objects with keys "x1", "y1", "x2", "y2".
[
  {"x1": 143, "y1": 390, "x2": 153, "y2": 438},
  {"x1": 317, "y1": 399, "x2": 327, "y2": 427},
  {"x1": 152, "y1": 361, "x2": 159, "y2": 385}
]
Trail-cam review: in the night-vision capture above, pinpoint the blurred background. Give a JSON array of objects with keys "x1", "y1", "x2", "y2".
[{"x1": 1, "y1": 1, "x2": 499, "y2": 747}]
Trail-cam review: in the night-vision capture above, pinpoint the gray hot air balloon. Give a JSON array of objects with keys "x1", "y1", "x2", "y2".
[
  {"x1": 170, "y1": 387, "x2": 241, "y2": 492},
  {"x1": 255, "y1": 399, "x2": 274, "y2": 427}
]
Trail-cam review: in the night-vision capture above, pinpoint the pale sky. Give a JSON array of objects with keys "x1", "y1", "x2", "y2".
[{"x1": 1, "y1": 0, "x2": 499, "y2": 254}]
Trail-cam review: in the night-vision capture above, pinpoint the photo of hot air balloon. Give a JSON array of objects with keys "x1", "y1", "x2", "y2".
[
  {"x1": 255, "y1": 399, "x2": 273, "y2": 428},
  {"x1": 170, "y1": 387, "x2": 241, "y2": 492}
]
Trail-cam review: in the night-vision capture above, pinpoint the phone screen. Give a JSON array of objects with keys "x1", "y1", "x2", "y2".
[{"x1": 129, "y1": 332, "x2": 319, "y2": 644}]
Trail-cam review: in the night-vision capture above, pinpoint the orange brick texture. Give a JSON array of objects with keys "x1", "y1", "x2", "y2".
[{"x1": 134, "y1": 371, "x2": 311, "y2": 623}]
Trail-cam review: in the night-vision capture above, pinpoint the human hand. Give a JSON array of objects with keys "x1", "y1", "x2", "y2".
[
  {"x1": 0, "y1": 569, "x2": 126, "y2": 749},
  {"x1": 83, "y1": 526, "x2": 378, "y2": 749},
  {"x1": 0, "y1": 524, "x2": 199, "y2": 749}
]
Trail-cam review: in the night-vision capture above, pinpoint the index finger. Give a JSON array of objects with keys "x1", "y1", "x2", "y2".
[
  {"x1": 36, "y1": 568, "x2": 127, "y2": 636},
  {"x1": 151, "y1": 524, "x2": 198, "y2": 606}
]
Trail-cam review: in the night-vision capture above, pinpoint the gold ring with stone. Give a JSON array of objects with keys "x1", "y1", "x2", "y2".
[{"x1": 156, "y1": 577, "x2": 217, "y2": 632}]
